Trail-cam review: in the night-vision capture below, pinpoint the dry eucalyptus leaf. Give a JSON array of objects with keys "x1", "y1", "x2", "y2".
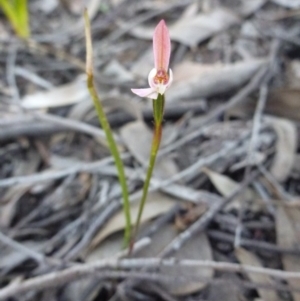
[
  {"x1": 170, "y1": 8, "x2": 240, "y2": 47},
  {"x1": 135, "y1": 224, "x2": 178, "y2": 257},
  {"x1": 111, "y1": 0, "x2": 124, "y2": 6},
  {"x1": 35, "y1": 0, "x2": 58, "y2": 13},
  {"x1": 43, "y1": 178, "x2": 87, "y2": 211},
  {"x1": 285, "y1": 60, "x2": 300, "y2": 88},
  {"x1": 240, "y1": 21, "x2": 261, "y2": 39},
  {"x1": 161, "y1": 184, "x2": 217, "y2": 204},
  {"x1": 48, "y1": 100, "x2": 94, "y2": 146},
  {"x1": 67, "y1": 99, "x2": 94, "y2": 121},
  {"x1": 130, "y1": 8, "x2": 240, "y2": 47},
  {"x1": 67, "y1": 232, "x2": 123, "y2": 301},
  {"x1": 230, "y1": 88, "x2": 300, "y2": 121},
  {"x1": 220, "y1": 0, "x2": 266, "y2": 17},
  {"x1": 61, "y1": 0, "x2": 85, "y2": 14},
  {"x1": 68, "y1": 92, "x2": 143, "y2": 121},
  {"x1": 89, "y1": 192, "x2": 176, "y2": 249},
  {"x1": 135, "y1": 223, "x2": 213, "y2": 296},
  {"x1": 230, "y1": 151, "x2": 266, "y2": 171},
  {"x1": 180, "y1": 2, "x2": 199, "y2": 19},
  {"x1": 103, "y1": 60, "x2": 134, "y2": 83},
  {"x1": 168, "y1": 59, "x2": 266, "y2": 101},
  {"x1": 268, "y1": 89, "x2": 300, "y2": 120},
  {"x1": 206, "y1": 273, "x2": 242, "y2": 301},
  {"x1": 276, "y1": 207, "x2": 300, "y2": 301},
  {"x1": 131, "y1": 48, "x2": 153, "y2": 79},
  {"x1": 0, "y1": 150, "x2": 41, "y2": 227},
  {"x1": 87, "y1": 232, "x2": 124, "y2": 261},
  {"x1": 271, "y1": 0, "x2": 300, "y2": 8},
  {"x1": 22, "y1": 75, "x2": 88, "y2": 109},
  {"x1": 235, "y1": 248, "x2": 280, "y2": 301},
  {"x1": 86, "y1": 0, "x2": 103, "y2": 19},
  {"x1": 161, "y1": 232, "x2": 213, "y2": 295},
  {"x1": 266, "y1": 116, "x2": 297, "y2": 182},
  {"x1": 101, "y1": 95, "x2": 143, "y2": 121},
  {"x1": 292, "y1": 154, "x2": 300, "y2": 175},
  {"x1": 120, "y1": 121, "x2": 178, "y2": 178},
  {"x1": 0, "y1": 241, "x2": 45, "y2": 272},
  {"x1": 120, "y1": 121, "x2": 153, "y2": 164},
  {"x1": 203, "y1": 168, "x2": 260, "y2": 211}
]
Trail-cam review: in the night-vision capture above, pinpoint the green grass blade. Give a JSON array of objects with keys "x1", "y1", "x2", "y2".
[
  {"x1": 0, "y1": 0, "x2": 30, "y2": 38},
  {"x1": 0, "y1": 0, "x2": 17, "y2": 26},
  {"x1": 15, "y1": 0, "x2": 30, "y2": 37},
  {"x1": 84, "y1": 10, "x2": 132, "y2": 246}
]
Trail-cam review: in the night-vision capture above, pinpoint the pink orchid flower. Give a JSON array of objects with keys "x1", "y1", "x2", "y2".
[{"x1": 131, "y1": 20, "x2": 173, "y2": 99}]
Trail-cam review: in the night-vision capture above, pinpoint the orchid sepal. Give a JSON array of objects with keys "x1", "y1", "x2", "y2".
[{"x1": 131, "y1": 19, "x2": 172, "y2": 100}]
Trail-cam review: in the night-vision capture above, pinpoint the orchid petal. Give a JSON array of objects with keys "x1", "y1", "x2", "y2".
[
  {"x1": 153, "y1": 20, "x2": 171, "y2": 71},
  {"x1": 148, "y1": 68, "x2": 157, "y2": 89},
  {"x1": 166, "y1": 69, "x2": 173, "y2": 89},
  {"x1": 131, "y1": 88, "x2": 158, "y2": 99}
]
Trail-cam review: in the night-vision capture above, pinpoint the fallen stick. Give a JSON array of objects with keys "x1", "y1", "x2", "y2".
[{"x1": 1, "y1": 257, "x2": 300, "y2": 300}]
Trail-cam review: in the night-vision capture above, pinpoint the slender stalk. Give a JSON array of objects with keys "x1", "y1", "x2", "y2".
[
  {"x1": 131, "y1": 94, "x2": 165, "y2": 250},
  {"x1": 84, "y1": 10, "x2": 131, "y2": 246}
]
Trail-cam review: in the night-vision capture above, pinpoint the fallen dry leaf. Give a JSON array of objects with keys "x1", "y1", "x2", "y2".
[
  {"x1": 206, "y1": 272, "x2": 242, "y2": 301},
  {"x1": 86, "y1": 232, "x2": 124, "y2": 261},
  {"x1": 169, "y1": 8, "x2": 240, "y2": 47},
  {"x1": 130, "y1": 48, "x2": 153, "y2": 79},
  {"x1": 235, "y1": 248, "x2": 280, "y2": 301},
  {"x1": 130, "y1": 8, "x2": 240, "y2": 47},
  {"x1": 161, "y1": 232, "x2": 213, "y2": 295},
  {"x1": 0, "y1": 240, "x2": 45, "y2": 273},
  {"x1": 167, "y1": 59, "x2": 267, "y2": 101},
  {"x1": 22, "y1": 75, "x2": 88, "y2": 109},
  {"x1": 135, "y1": 224, "x2": 213, "y2": 296},
  {"x1": 34, "y1": 0, "x2": 58, "y2": 13},
  {"x1": 271, "y1": 0, "x2": 300, "y2": 8},
  {"x1": 103, "y1": 60, "x2": 134, "y2": 84},
  {"x1": 203, "y1": 168, "x2": 261, "y2": 211},
  {"x1": 120, "y1": 121, "x2": 178, "y2": 178},
  {"x1": 0, "y1": 150, "x2": 41, "y2": 227},
  {"x1": 285, "y1": 60, "x2": 300, "y2": 88},
  {"x1": 276, "y1": 206, "x2": 300, "y2": 301},
  {"x1": 266, "y1": 116, "x2": 297, "y2": 182},
  {"x1": 236, "y1": 0, "x2": 267, "y2": 16},
  {"x1": 62, "y1": 0, "x2": 84, "y2": 14},
  {"x1": 230, "y1": 88, "x2": 300, "y2": 121},
  {"x1": 101, "y1": 94, "x2": 143, "y2": 122},
  {"x1": 89, "y1": 191, "x2": 176, "y2": 249},
  {"x1": 268, "y1": 89, "x2": 300, "y2": 120}
]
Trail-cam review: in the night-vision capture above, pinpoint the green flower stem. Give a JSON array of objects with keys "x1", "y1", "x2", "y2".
[
  {"x1": 84, "y1": 10, "x2": 131, "y2": 246},
  {"x1": 131, "y1": 94, "x2": 165, "y2": 250}
]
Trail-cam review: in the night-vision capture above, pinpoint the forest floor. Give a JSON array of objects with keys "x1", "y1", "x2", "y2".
[{"x1": 1, "y1": 0, "x2": 300, "y2": 301}]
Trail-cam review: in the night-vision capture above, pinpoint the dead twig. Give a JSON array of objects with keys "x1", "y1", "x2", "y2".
[
  {"x1": 1, "y1": 257, "x2": 300, "y2": 300},
  {"x1": 0, "y1": 101, "x2": 206, "y2": 141},
  {"x1": 208, "y1": 230, "x2": 300, "y2": 255},
  {"x1": 0, "y1": 154, "x2": 130, "y2": 188},
  {"x1": 159, "y1": 65, "x2": 269, "y2": 156},
  {"x1": 159, "y1": 168, "x2": 261, "y2": 257},
  {"x1": 0, "y1": 231, "x2": 45, "y2": 265},
  {"x1": 235, "y1": 83, "x2": 269, "y2": 247}
]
